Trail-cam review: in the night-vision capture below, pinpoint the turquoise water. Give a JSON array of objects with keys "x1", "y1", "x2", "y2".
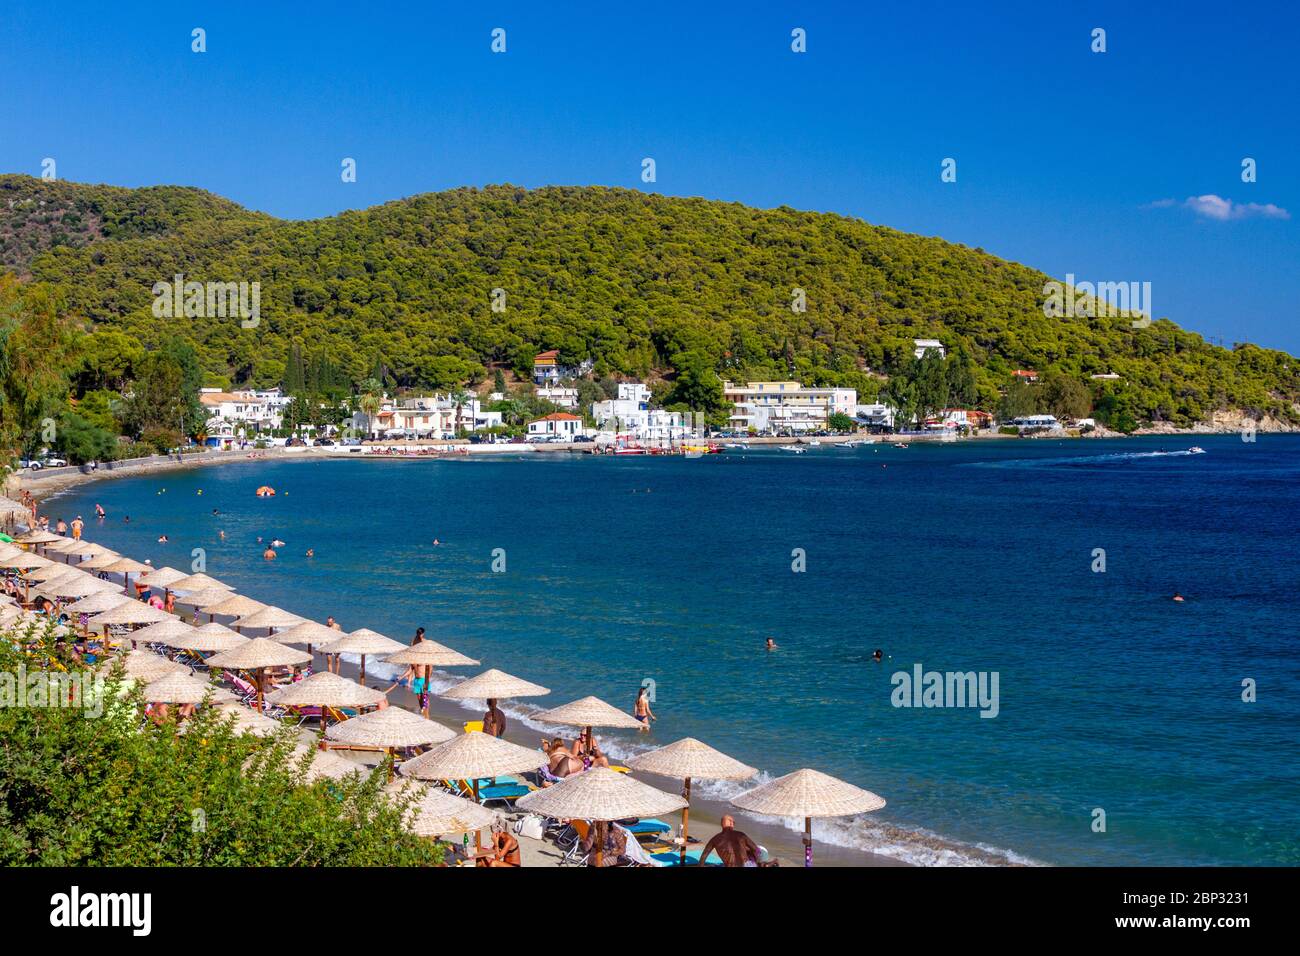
[{"x1": 48, "y1": 435, "x2": 1300, "y2": 865}]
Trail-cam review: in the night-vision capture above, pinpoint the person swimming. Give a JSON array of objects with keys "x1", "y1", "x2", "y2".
[
  {"x1": 765, "y1": 638, "x2": 777, "y2": 651},
  {"x1": 1173, "y1": 592, "x2": 1185, "y2": 602},
  {"x1": 263, "y1": 547, "x2": 277, "y2": 560},
  {"x1": 271, "y1": 539, "x2": 285, "y2": 548},
  {"x1": 872, "y1": 649, "x2": 883, "y2": 662}
]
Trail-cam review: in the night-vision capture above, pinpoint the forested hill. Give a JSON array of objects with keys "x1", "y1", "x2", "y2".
[{"x1": 2, "y1": 173, "x2": 1297, "y2": 427}]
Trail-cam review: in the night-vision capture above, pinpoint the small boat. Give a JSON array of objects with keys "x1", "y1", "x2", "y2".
[
  {"x1": 805, "y1": 439, "x2": 821, "y2": 447},
  {"x1": 893, "y1": 442, "x2": 909, "y2": 449},
  {"x1": 838, "y1": 441, "x2": 859, "y2": 448},
  {"x1": 779, "y1": 445, "x2": 806, "y2": 454},
  {"x1": 724, "y1": 443, "x2": 745, "y2": 450},
  {"x1": 1187, "y1": 446, "x2": 1206, "y2": 454}
]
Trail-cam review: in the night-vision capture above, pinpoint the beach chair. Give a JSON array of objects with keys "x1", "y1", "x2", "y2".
[
  {"x1": 557, "y1": 821, "x2": 591, "y2": 867},
  {"x1": 449, "y1": 777, "x2": 533, "y2": 809},
  {"x1": 620, "y1": 818, "x2": 672, "y2": 839}
]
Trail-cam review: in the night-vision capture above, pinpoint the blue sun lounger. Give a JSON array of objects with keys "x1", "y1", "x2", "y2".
[
  {"x1": 623, "y1": 819, "x2": 672, "y2": 837},
  {"x1": 650, "y1": 848, "x2": 723, "y2": 867}
]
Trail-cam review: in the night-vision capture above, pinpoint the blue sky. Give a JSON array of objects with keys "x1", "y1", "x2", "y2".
[{"x1": 2, "y1": 1, "x2": 1297, "y2": 352}]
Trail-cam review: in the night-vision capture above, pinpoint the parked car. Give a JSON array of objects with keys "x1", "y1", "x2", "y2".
[
  {"x1": 19, "y1": 458, "x2": 41, "y2": 470},
  {"x1": 573, "y1": 435, "x2": 594, "y2": 443},
  {"x1": 285, "y1": 437, "x2": 307, "y2": 447},
  {"x1": 341, "y1": 437, "x2": 362, "y2": 446},
  {"x1": 40, "y1": 455, "x2": 68, "y2": 467},
  {"x1": 314, "y1": 437, "x2": 335, "y2": 446}
]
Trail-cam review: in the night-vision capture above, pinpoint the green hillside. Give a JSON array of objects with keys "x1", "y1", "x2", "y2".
[{"x1": 2, "y1": 174, "x2": 1297, "y2": 431}]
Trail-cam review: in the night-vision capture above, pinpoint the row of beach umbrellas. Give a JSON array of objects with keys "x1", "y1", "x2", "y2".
[{"x1": 2, "y1": 527, "x2": 887, "y2": 865}]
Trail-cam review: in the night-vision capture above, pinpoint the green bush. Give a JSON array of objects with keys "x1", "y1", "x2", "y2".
[{"x1": 0, "y1": 623, "x2": 444, "y2": 867}]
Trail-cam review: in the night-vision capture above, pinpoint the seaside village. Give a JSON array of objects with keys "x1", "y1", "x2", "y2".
[{"x1": 194, "y1": 342, "x2": 1093, "y2": 454}]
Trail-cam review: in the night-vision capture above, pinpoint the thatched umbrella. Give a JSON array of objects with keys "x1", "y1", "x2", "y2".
[
  {"x1": 99, "y1": 648, "x2": 191, "y2": 682},
  {"x1": 399, "y1": 730, "x2": 545, "y2": 851},
  {"x1": 168, "y1": 572, "x2": 233, "y2": 592},
  {"x1": 627, "y1": 737, "x2": 757, "y2": 865},
  {"x1": 44, "y1": 574, "x2": 122, "y2": 601},
  {"x1": 385, "y1": 780, "x2": 502, "y2": 841},
  {"x1": 142, "y1": 671, "x2": 237, "y2": 705},
  {"x1": 268, "y1": 619, "x2": 339, "y2": 659},
  {"x1": 516, "y1": 766, "x2": 688, "y2": 866},
  {"x1": 205, "y1": 637, "x2": 310, "y2": 712},
  {"x1": 231, "y1": 605, "x2": 305, "y2": 636},
  {"x1": 1, "y1": 551, "x2": 51, "y2": 602},
  {"x1": 65, "y1": 593, "x2": 134, "y2": 635},
  {"x1": 98, "y1": 556, "x2": 153, "y2": 592},
  {"x1": 290, "y1": 743, "x2": 368, "y2": 784},
  {"x1": 533, "y1": 695, "x2": 642, "y2": 757},
  {"x1": 137, "y1": 566, "x2": 187, "y2": 594},
  {"x1": 319, "y1": 627, "x2": 405, "y2": 687},
  {"x1": 264, "y1": 671, "x2": 385, "y2": 732},
  {"x1": 86, "y1": 602, "x2": 175, "y2": 648},
  {"x1": 202, "y1": 593, "x2": 265, "y2": 627},
  {"x1": 130, "y1": 618, "x2": 197, "y2": 647},
  {"x1": 76, "y1": 550, "x2": 122, "y2": 571},
  {"x1": 15, "y1": 529, "x2": 62, "y2": 554},
  {"x1": 172, "y1": 587, "x2": 235, "y2": 617},
  {"x1": 326, "y1": 706, "x2": 455, "y2": 748},
  {"x1": 730, "y1": 768, "x2": 886, "y2": 867},
  {"x1": 168, "y1": 622, "x2": 249, "y2": 654},
  {"x1": 386, "y1": 640, "x2": 481, "y2": 716},
  {"x1": 186, "y1": 703, "x2": 287, "y2": 738}
]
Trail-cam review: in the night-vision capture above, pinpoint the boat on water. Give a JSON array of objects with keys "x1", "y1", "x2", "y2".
[
  {"x1": 779, "y1": 445, "x2": 806, "y2": 454},
  {"x1": 893, "y1": 442, "x2": 910, "y2": 449},
  {"x1": 1188, "y1": 446, "x2": 1206, "y2": 454},
  {"x1": 723, "y1": 443, "x2": 745, "y2": 449},
  {"x1": 838, "y1": 441, "x2": 860, "y2": 448}
]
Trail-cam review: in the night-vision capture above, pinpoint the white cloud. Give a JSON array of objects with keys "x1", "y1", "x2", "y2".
[{"x1": 1146, "y1": 194, "x2": 1290, "y2": 221}]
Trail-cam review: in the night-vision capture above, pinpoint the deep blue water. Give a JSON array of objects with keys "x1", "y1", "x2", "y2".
[{"x1": 48, "y1": 435, "x2": 1300, "y2": 865}]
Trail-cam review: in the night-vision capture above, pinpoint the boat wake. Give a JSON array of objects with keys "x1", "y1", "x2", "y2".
[
  {"x1": 346, "y1": 660, "x2": 1044, "y2": 867},
  {"x1": 969, "y1": 448, "x2": 1207, "y2": 470}
]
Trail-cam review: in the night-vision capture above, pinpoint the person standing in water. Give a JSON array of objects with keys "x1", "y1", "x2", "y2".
[
  {"x1": 634, "y1": 685, "x2": 656, "y2": 732},
  {"x1": 388, "y1": 627, "x2": 430, "y2": 711}
]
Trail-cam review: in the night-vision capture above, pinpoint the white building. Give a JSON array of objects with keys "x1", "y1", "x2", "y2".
[
  {"x1": 200, "y1": 388, "x2": 284, "y2": 438},
  {"x1": 349, "y1": 394, "x2": 501, "y2": 438},
  {"x1": 616, "y1": 383, "x2": 651, "y2": 406},
  {"x1": 854, "y1": 402, "x2": 896, "y2": 430},
  {"x1": 913, "y1": 339, "x2": 946, "y2": 360},
  {"x1": 527, "y1": 412, "x2": 583, "y2": 439},
  {"x1": 536, "y1": 386, "x2": 579, "y2": 409},
  {"x1": 723, "y1": 381, "x2": 857, "y2": 434}
]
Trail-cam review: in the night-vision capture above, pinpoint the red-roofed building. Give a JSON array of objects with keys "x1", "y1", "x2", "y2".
[
  {"x1": 527, "y1": 412, "x2": 583, "y2": 440},
  {"x1": 1011, "y1": 369, "x2": 1039, "y2": 382}
]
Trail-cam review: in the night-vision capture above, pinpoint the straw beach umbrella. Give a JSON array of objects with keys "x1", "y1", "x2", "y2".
[
  {"x1": 99, "y1": 556, "x2": 152, "y2": 592},
  {"x1": 288, "y1": 743, "x2": 367, "y2": 784},
  {"x1": 203, "y1": 593, "x2": 265, "y2": 625},
  {"x1": 188, "y1": 703, "x2": 287, "y2": 738},
  {"x1": 326, "y1": 708, "x2": 455, "y2": 778},
  {"x1": 516, "y1": 766, "x2": 688, "y2": 867},
  {"x1": 232, "y1": 605, "x2": 304, "y2": 635},
  {"x1": 730, "y1": 768, "x2": 886, "y2": 867},
  {"x1": 168, "y1": 572, "x2": 233, "y2": 593},
  {"x1": 143, "y1": 671, "x2": 236, "y2": 705},
  {"x1": 45, "y1": 575, "x2": 121, "y2": 600},
  {"x1": 265, "y1": 671, "x2": 386, "y2": 731},
  {"x1": 169, "y1": 622, "x2": 249, "y2": 654},
  {"x1": 269, "y1": 619, "x2": 339, "y2": 657},
  {"x1": 77, "y1": 550, "x2": 122, "y2": 571},
  {"x1": 86, "y1": 602, "x2": 175, "y2": 649},
  {"x1": 440, "y1": 668, "x2": 545, "y2": 702},
  {"x1": 130, "y1": 618, "x2": 197, "y2": 647},
  {"x1": 205, "y1": 637, "x2": 310, "y2": 712},
  {"x1": 385, "y1": 781, "x2": 502, "y2": 840},
  {"x1": 627, "y1": 738, "x2": 757, "y2": 866},
  {"x1": 534, "y1": 695, "x2": 642, "y2": 756},
  {"x1": 387, "y1": 639, "x2": 482, "y2": 716},
  {"x1": 320, "y1": 627, "x2": 405, "y2": 686},
  {"x1": 174, "y1": 587, "x2": 236, "y2": 615},
  {"x1": 0, "y1": 552, "x2": 50, "y2": 570},
  {"x1": 100, "y1": 648, "x2": 190, "y2": 682},
  {"x1": 15, "y1": 529, "x2": 62, "y2": 553},
  {"x1": 399, "y1": 730, "x2": 545, "y2": 850},
  {"x1": 137, "y1": 566, "x2": 187, "y2": 592}
]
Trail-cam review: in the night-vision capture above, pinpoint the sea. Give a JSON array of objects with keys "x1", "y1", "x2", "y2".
[{"x1": 44, "y1": 434, "x2": 1300, "y2": 866}]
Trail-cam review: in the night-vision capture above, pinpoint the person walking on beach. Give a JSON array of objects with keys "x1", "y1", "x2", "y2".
[
  {"x1": 325, "y1": 617, "x2": 343, "y2": 673},
  {"x1": 70, "y1": 516, "x2": 83, "y2": 540},
  {"x1": 483, "y1": 698, "x2": 507, "y2": 738},
  {"x1": 55, "y1": 518, "x2": 67, "y2": 536},
  {"x1": 634, "y1": 685, "x2": 656, "y2": 732},
  {"x1": 700, "y1": 815, "x2": 762, "y2": 867},
  {"x1": 388, "y1": 627, "x2": 430, "y2": 711}
]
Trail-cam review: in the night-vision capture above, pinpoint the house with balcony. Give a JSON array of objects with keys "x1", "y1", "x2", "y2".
[
  {"x1": 527, "y1": 412, "x2": 583, "y2": 439},
  {"x1": 723, "y1": 381, "x2": 857, "y2": 434}
]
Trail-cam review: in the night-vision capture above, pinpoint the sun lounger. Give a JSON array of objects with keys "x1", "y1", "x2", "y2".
[
  {"x1": 621, "y1": 818, "x2": 672, "y2": 837},
  {"x1": 650, "y1": 848, "x2": 724, "y2": 867}
]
